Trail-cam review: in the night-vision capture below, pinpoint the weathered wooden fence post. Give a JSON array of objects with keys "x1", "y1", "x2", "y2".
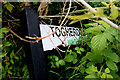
[{"x1": 22, "y1": 8, "x2": 47, "y2": 80}]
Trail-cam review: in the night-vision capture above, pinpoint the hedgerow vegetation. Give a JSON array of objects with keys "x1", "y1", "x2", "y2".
[{"x1": 1, "y1": 1, "x2": 120, "y2": 80}]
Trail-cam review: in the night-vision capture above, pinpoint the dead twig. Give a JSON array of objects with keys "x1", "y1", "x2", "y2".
[
  {"x1": 15, "y1": 47, "x2": 23, "y2": 54},
  {"x1": 59, "y1": 1, "x2": 67, "y2": 24},
  {"x1": 8, "y1": 0, "x2": 72, "y2": 43},
  {"x1": 88, "y1": 19, "x2": 102, "y2": 24}
]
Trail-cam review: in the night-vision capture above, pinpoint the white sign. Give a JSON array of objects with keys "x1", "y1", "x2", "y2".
[{"x1": 39, "y1": 24, "x2": 80, "y2": 51}]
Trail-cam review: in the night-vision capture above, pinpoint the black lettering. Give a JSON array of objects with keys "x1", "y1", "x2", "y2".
[
  {"x1": 69, "y1": 28, "x2": 72, "y2": 36},
  {"x1": 75, "y1": 28, "x2": 79, "y2": 36},
  {"x1": 55, "y1": 27, "x2": 61, "y2": 37},
  {"x1": 78, "y1": 29, "x2": 80, "y2": 36},
  {"x1": 66, "y1": 27, "x2": 69, "y2": 36},
  {"x1": 73, "y1": 28, "x2": 75, "y2": 36},
  {"x1": 51, "y1": 26, "x2": 54, "y2": 37},
  {"x1": 75, "y1": 28, "x2": 80, "y2": 36},
  {"x1": 69, "y1": 28, "x2": 74, "y2": 36},
  {"x1": 62, "y1": 27, "x2": 66, "y2": 36}
]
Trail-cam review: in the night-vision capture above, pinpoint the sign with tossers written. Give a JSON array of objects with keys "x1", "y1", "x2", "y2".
[{"x1": 39, "y1": 24, "x2": 80, "y2": 51}]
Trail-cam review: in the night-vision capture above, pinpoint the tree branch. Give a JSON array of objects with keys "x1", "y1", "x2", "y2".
[
  {"x1": 8, "y1": 0, "x2": 72, "y2": 43},
  {"x1": 78, "y1": 0, "x2": 120, "y2": 31}
]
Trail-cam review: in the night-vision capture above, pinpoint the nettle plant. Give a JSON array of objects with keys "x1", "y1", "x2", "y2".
[
  {"x1": 81, "y1": 21, "x2": 120, "y2": 78},
  {"x1": 48, "y1": 2, "x2": 120, "y2": 79}
]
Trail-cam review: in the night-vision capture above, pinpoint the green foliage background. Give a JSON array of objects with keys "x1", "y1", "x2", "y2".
[{"x1": 1, "y1": 1, "x2": 120, "y2": 80}]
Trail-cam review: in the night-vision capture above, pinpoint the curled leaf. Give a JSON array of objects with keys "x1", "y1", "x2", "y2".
[{"x1": 110, "y1": 5, "x2": 118, "y2": 19}]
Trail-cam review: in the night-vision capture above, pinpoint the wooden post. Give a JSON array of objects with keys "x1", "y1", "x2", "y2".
[{"x1": 22, "y1": 8, "x2": 47, "y2": 80}]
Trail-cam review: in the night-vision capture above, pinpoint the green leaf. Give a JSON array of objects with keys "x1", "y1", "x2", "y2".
[
  {"x1": 86, "y1": 62, "x2": 95, "y2": 67},
  {"x1": 4, "y1": 3, "x2": 14, "y2": 13},
  {"x1": 86, "y1": 52, "x2": 94, "y2": 61},
  {"x1": 67, "y1": 50, "x2": 72, "y2": 53},
  {"x1": 0, "y1": 33, "x2": 3, "y2": 38},
  {"x1": 109, "y1": 53, "x2": 119, "y2": 63},
  {"x1": 2, "y1": 28, "x2": 9, "y2": 33},
  {"x1": 92, "y1": 66, "x2": 98, "y2": 72},
  {"x1": 75, "y1": 47, "x2": 79, "y2": 50},
  {"x1": 110, "y1": 71, "x2": 120, "y2": 78},
  {"x1": 103, "y1": 32, "x2": 114, "y2": 42},
  {"x1": 10, "y1": 59, "x2": 14, "y2": 64},
  {"x1": 68, "y1": 13, "x2": 93, "y2": 20},
  {"x1": 84, "y1": 23, "x2": 98, "y2": 28},
  {"x1": 80, "y1": 48, "x2": 85, "y2": 52},
  {"x1": 48, "y1": 56, "x2": 52, "y2": 59},
  {"x1": 75, "y1": 47, "x2": 82, "y2": 54},
  {"x1": 91, "y1": 34, "x2": 107, "y2": 53},
  {"x1": 106, "y1": 74, "x2": 113, "y2": 78},
  {"x1": 73, "y1": 59, "x2": 78, "y2": 64},
  {"x1": 105, "y1": 68, "x2": 110, "y2": 73},
  {"x1": 0, "y1": 52, "x2": 7, "y2": 58},
  {"x1": 101, "y1": 73, "x2": 107, "y2": 78},
  {"x1": 86, "y1": 52, "x2": 104, "y2": 63},
  {"x1": 0, "y1": 44, "x2": 2, "y2": 48},
  {"x1": 55, "y1": 62, "x2": 59, "y2": 68},
  {"x1": 85, "y1": 25, "x2": 103, "y2": 35},
  {"x1": 99, "y1": 21, "x2": 118, "y2": 36},
  {"x1": 54, "y1": 56, "x2": 59, "y2": 61},
  {"x1": 106, "y1": 60, "x2": 118, "y2": 71},
  {"x1": 99, "y1": 21, "x2": 110, "y2": 29},
  {"x1": 85, "y1": 65, "x2": 98, "y2": 74},
  {"x1": 81, "y1": 56, "x2": 87, "y2": 62},
  {"x1": 80, "y1": 67, "x2": 85, "y2": 74},
  {"x1": 77, "y1": 50, "x2": 81, "y2": 54},
  {"x1": 85, "y1": 74, "x2": 98, "y2": 78},
  {"x1": 95, "y1": 8, "x2": 104, "y2": 17},
  {"x1": 101, "y1": 73, "x2": 113, "y2": 78},
  {"x1": 9, "y1": 67, "x2": 12, "y2": 70},
  {"x1": 8, "y1": 70, "x2": 12, "y2": 74},
  {"x1": 59, "y1": 60, "x2": 65, "y2": 66},
  {"x1": 10, "y1": 50, "x2": 14, "y2": 59},
  {"x1": 73, "y1": 52, "x2": 77, "y2": 58},
  {"x1": 0, "y1": 18, "x2": 2, "y2": 21},
  {"x1": 14, "y1": 56, "x2": 19, "y2": 60},
  {"x1": 5, "y1": 42, "x2": 11, "y2": 46},
  {"x1": 102, "y1": 49, "x2": 119, "y2": 63},
  {"x1": 64, "y1": 54, "x2": 74, "y2": 62},
  {"x1": 87, "y1": 42, "x2": 91, "y2": 48},
  {"x1": 50, "y1": 62, "x2": 55, "y2": 68},
  {"x1": 49, "y1": 70, "x2": 61, "y2": 77},
  {"x1": 33, "y1": 2, "x2": 38, "y2": 5},
  {"x1": 69, "y1": 19, "x2": 80, "y2": 25},
  {"x1": 110, "y1": 5, "x2": 118, "y2": 19}
]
